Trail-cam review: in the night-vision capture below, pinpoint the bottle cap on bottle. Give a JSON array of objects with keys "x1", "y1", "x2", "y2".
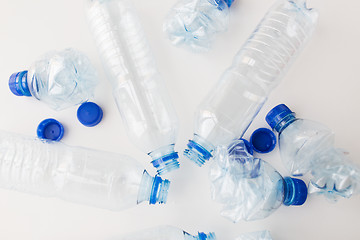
[
  {"x1": 249, "y1": 128, "x2": 276, "y2": 154},
  {"x1": 9, "y1": 71, "x2": 31, "y2": 97},
  {"x1": 240, "y1": 138, "x2": 254, "y2": 155},
  {"x1": 77, "y1": 102, "x2": 103, "y2": 127},
  {"x1": 283, "y1": 177, "x2": 308, "y2": 206},
  {"x1": 37, "y1": 118, "x2": 64, "y2": 141},
  {"x1": 265, "y1": 104, "x2": 293, "y2": 130}
]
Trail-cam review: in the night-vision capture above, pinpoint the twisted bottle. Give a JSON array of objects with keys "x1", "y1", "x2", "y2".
[
  {"x1": 116, "y1": 226, "x2": 216, "y2": 240},
  {"x1": 0, "y1": 131, "x2": 170, "y2": 210},
  {"x1": 184, "y1": 0, "x2": 318, "y2": 166},
  {"x1": 210, "y1": 140, "x2": 307, "y2": 222},
  {"x1": 86, "y1": 0, "x2": 179, "y2": 175},
  {"x1": 164, "y1": 0, "x2": 234, "y2": 51},
  {"x1": 8, "y1": 49, "x2": 98, "y2": 111},
  {"x1": 266, "y1": 104, "x2": 360, "y2": 202}
]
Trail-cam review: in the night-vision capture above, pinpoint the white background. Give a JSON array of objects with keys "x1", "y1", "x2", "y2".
[{"x1": 0, "y1": 0, "x2": 359, "y2": 239}]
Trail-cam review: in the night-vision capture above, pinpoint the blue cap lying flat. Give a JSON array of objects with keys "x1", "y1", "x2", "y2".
[
  {"x1": 37, "y1": 118, "x2": 64, "y2": 141},
  {"x1": 250, "y1": 128, "x2": 277, "y2": 154},
  {"x1": 77, "y1": 102, "x2": 103, "y2": 127}
]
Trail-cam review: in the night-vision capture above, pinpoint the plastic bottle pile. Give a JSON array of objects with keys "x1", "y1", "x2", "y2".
[{"x1": 3, "y1": 0, "x2": 360, "y2": 239}]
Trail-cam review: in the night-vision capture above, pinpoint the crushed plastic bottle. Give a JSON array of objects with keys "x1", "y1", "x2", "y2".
[
  {"x1": 266, "y1": 104, "x2": 360, "y2": 202},
  {"x1": 184, "y1": 0, "x2": 318, "y2": 166},
  {"x1": 9, "y1": 48, "x2": 98, "y2": 111},
  {"x1": 0, "y1": 131, "x2": 170, "y2": 211},
  {"x1": 163, "y1": 0, "x2": 234, "y2": 51},
  {"x1": 115, "y1": 226, "x2": 216, "y2": 240},
  {"x1": 235, "y1": 231, "x2": 273, "y2": 240},
  {"x1": 86, "y1": 0, "x2": 179, "y2": 175},
  {"x1": 209, "y1": 139, "x2": 307, "y2": 222}
]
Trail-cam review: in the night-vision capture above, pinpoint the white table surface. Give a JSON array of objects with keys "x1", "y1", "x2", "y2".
[{"x1": 0, "y1": 0, "x2": 359, "y2": 239}]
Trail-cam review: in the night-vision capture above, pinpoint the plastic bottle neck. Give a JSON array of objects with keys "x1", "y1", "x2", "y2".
[
  {"x1": 8, "y1": 71, "x2": 32, "y2": 97},
  {"x1": 149, "y1": 144, "x2": 180, "y2": 175},
  {"x1": 184, "y1": 134, "x2": 214, "y2": 167},
  {"x1": 274, "y1": 113, "x2": 297, "y2": 133},
  {"x1": 184, "y1": 232, "x2": 216, "y2": 240},
  {"x1": 137, "y1": 171, "x2": 170, "y2": 205}
]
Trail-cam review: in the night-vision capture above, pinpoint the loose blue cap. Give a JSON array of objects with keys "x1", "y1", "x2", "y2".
[
  {"x1": 77, "y1": 102, "x2": 103, "y2": 127},
  {"x1": 9, "y1": 71, "x2": 31, "y2": 97},
  {"x1": 250, "y1": 128, "x2": 276, "y2": 154},
  {"x1": 240, "y1": 138, "x2": 254, "y2": 155},
  {"x1": 283, "y1": 177, "x2": 308, "y2": 206},
  {"x1": 266, "y1": 104, "x2": 294, "y2": 130},
  {"x1": 37, "y1": 118, "x2": 64, "y2": 141}
]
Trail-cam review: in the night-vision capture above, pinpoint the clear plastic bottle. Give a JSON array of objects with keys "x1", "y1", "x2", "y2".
[
  {"x1": 86, "y1": 0, "x2": 179, "y2": 175},
  {"x1": 184, "y1": 0, "x2": 318, "y2": 166},
  {"x1": 116, "y1": 226, "x2": 216, "y2": 240},
  {"x1": 163, "y1": 0, "x2": 234, "y2": 51},
  {"x1": 8, "y1": 48, "x2": 98, "y2": 111},
  {"x1": 209, "y1": 140, "x2": 307, "y2": 222},
  {"x1": 235, "y1": 231, "x2": 273, "y2": 240},
  {"x1": 266, "y1": 104, "x2": 360, "y2": 202},
  {"x1": 0, "y1": 131, "x2": 170, "y2": 210}
]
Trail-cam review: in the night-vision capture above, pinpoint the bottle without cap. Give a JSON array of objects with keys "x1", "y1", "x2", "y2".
[
  {"x1": 163, "y1": 0, "x2": 235, "y2": 51},
  {"x1": 184, "y1": 0, "x2": 318, "y2": 166},
  {"x1": 116, "y1": 226, "x2": 216, "y2": 240},
  {"x1": 0, "y1": 131, "x2": 170, "y2": 210},
  {"x1": 266, "y1": 104, "x2": 360, "y2": 202},
  {"x1": 8, "y1": 49, "x2": 98, "y2": 111},
  {"x1": 209, "y1": 140, "x2": 307, "y2": 222},
  {"x1": 86, "y1": 0, "x2": 179, "y2": 175}
]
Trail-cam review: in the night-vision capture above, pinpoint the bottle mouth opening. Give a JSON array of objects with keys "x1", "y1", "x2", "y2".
[
  {"x1": 184, "y1": 140, "x2": 212, "y2": 167},
  {"x1": 151, "y1": 152, "x2": 180, "y2": 175},
  {"x1": 149, "y1": 175, "x2": 171, "y2": 205}
]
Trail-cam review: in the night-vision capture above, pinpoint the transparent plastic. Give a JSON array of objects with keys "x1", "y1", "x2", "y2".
[
  {"x1": 274, "y1": 112, "x2": 360, "y2": 202},
  {"x1": 235, "y1": 231, "x2": 273, "y2": 240},
  {"x1": 86, "y1": 0, "x2": 179, "y2": 175},
  {"x1": 163, "y1": 0, "x2": 232, "y2": 51},
  {"x1": 115, "y1": 226, "x2": 216, "y2": 240},
  {"x1": 184, "y1": 0, "x2": 318, "y2": 166},
  {"x1": 9, "y1": 49, "x2": 98, "y2": 111},
  {"x1": 209, "y1": 140, "x2": 306, "y2": 222},
  {"x1": 0, "y1": 131, "x2": 170, "y2": 210}
]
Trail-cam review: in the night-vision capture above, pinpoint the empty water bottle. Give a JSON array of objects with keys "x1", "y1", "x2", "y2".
[
  {"x1": 209, "y1": 140, "x2": 307, "y2": 222},
  {"x1": 0, "y1": 131, "x2": 170, "y2": 210},
  {"x1": 184, "y1": 0, "x2": 318, "y2": 166},
  {"x1": 9, "y1": 49, "x2": 98, "y2": 111},
  {"x1": 86, "y1": 0, "x2": 179, "y2": 175},
  {"x1": 266, "y1": 104, "x2": 360, "y2": 201},
  {"x1": 235, "y1": 231, "x2": 273, "y2": 240},
  {"x1": 114, "y1": 226, "x2": 216, "y2": 240},
  {"x1": 163, "y1": 0, "x2": 234, "y2": 51}
]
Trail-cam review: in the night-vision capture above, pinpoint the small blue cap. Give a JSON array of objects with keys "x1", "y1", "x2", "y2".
[
  {"x1": 240, "y1": 138, "x2": 254, "y2": 155},
  {"x1": 250, "y1": 128, "x2": 276, "y2": 154},
  {"x1": 9, "y1": 71, "x2": 31, "y2": 97},
  {"x1": 37, "y1": 118, "x2": 64, "y2": 141},
  {"x1": 77, "y1": 102, "x2": 103, "y2": 127},
  {"x1": 283, "y1": 177, "x2": 308, "y2": 206},
  {"x1": 266, "y1": 104, "x2": 293, "y2": 130}
]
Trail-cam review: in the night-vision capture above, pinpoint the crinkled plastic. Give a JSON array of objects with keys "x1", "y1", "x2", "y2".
[
  {"x1": 209, "y1": 140, "x2": 284, "y2": 222},
  {"x1": 163, "y1": 0, "x2": 230, "y2": 52},
  {"x1": 308, "y1": 148, "x2": 360, "y2": 202},
  {"x1": 235, "y1": 231, "x2": 273, "y2": 240},
  {"x1": 28, "y1": 49, "x2": 98, "y2": 110}
]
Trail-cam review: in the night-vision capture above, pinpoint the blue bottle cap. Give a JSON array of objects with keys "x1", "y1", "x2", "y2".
[
  {"x1": 9, "y1": 71, "x2": 31, "y2": 97},
  {"x1": 37, "y1": 118, "x2": 64, "y2": 141},
  {"x1": 266, "y1": 104, "x2": 293, "y2": 130},
  {"x1": 283, "y1": 177, "x2": 308, "y2": 206},
  {"x1": 77, "y1": 102, "x2": 103, "y2": 127},
  {"x1": 249, "y1": 128, "x2": 276, "y2": 154},
  {"x1": 240, "y1": 138, "x2": 254, "y2": 155}
]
